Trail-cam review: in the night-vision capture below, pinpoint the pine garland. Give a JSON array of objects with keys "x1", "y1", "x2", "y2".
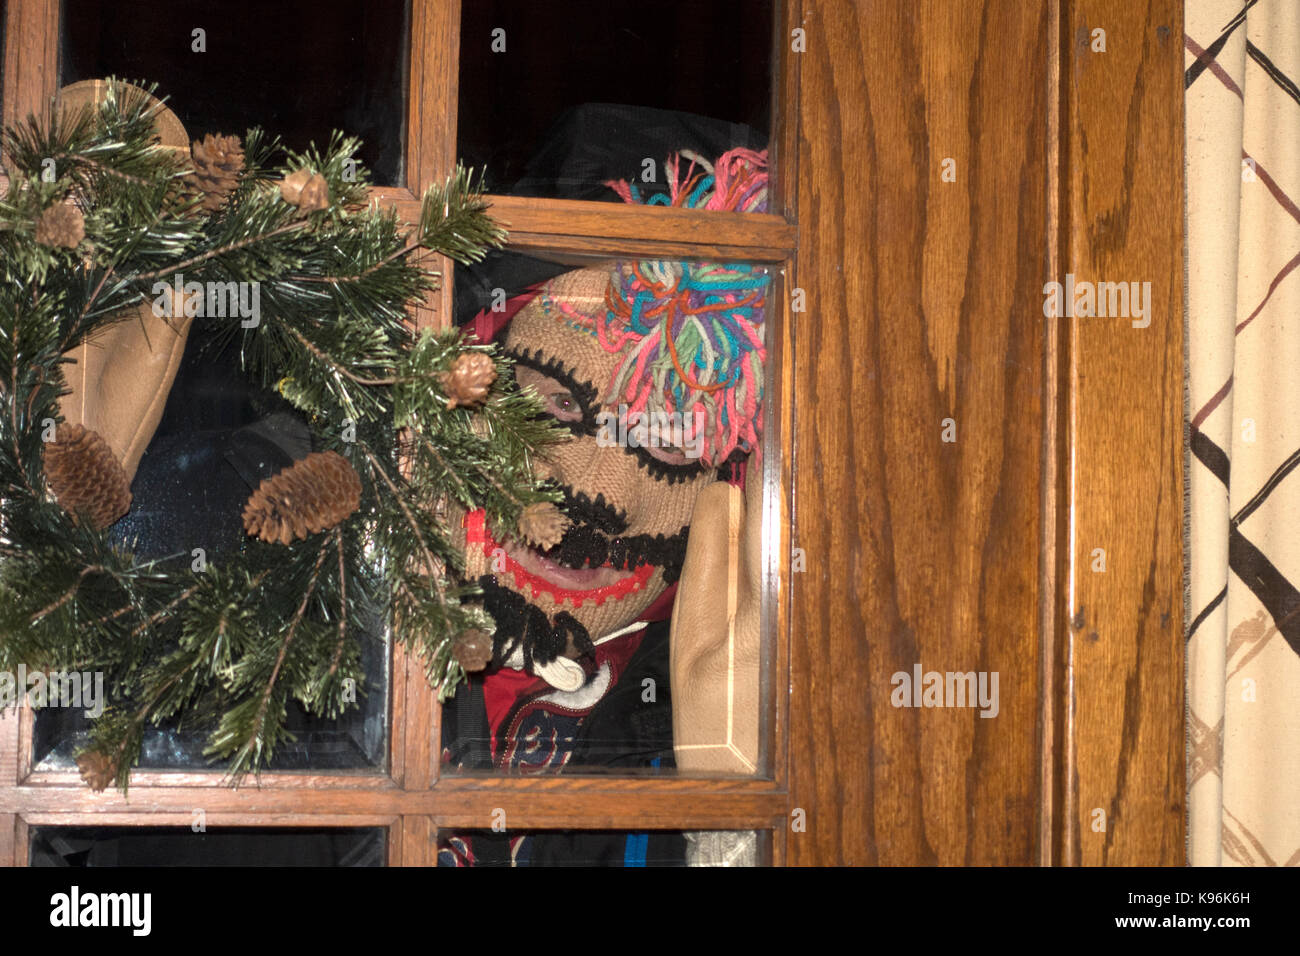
[{"x1": 0, "y1": 79, "x2": 563, "y2": 789}]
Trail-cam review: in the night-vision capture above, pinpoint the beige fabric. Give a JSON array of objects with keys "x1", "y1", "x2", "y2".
[
  {"x1": 1186, "y1": 1, "x2": 1300, "y2": 866},
  {"x1": 669, "y1": 452, "x2": 762, "y2": 775},
  {"x1": 55, "y1": 81, "x2": 194, "y2": 485},
  {"x1": 60, "y1": 301, "x2": 194, "y2": 484}
]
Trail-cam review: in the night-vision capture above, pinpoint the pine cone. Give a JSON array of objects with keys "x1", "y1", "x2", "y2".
[
  {"x1": 187, "y1": 133, "x2": 245, "y2": 212},
  {"x1": 280, "y1": 169, "x2": 330, "y2": 212},
  {"x1": 35, "y1": 204, "x2": 85, "y2": 249},
  {"x1": 44, "y1": 423, "x2": 132, "y2": 529},
  {"x1": 452, "y1": 630, "x2": 494, "y2": 672},
  {"x1": 441, "y1": 352, "x2": 497, "y2": 409},
  {"x1": 75, "y1": 749, "x2": 118, "y2": 792},
  {"x1": 242, "y1": 451, "x2": 362, "y2": 545},
  {"x1": 0, "y1": 164, "x2": 10, "y2": 200},
  {"x1": 517, "y1": 501, "x2": 570, "y2": 550}
]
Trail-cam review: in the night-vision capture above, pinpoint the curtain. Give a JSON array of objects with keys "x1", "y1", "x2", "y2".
[{"x1": 1186, "y1": 0, "x2": 1300, "y2": 867}]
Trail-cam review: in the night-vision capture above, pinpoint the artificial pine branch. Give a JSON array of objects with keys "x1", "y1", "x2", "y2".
[{"x1": 0, "y1": 78, "x2": 566, "y2": 789}]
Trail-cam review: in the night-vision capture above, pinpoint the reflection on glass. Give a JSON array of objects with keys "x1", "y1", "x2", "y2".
[
  {"x1": 30, "y1": 826, "x2": 385, "y2": 866},
  {"x1": 31, "y1": 627, "x2": 387, "y2": 772},
  {"x1": 438, "y1": 829, "x2": 761, "y2": 867},
  {"x1": 458, "y1": 0, "x2": 772, "y2": 200},
  {"x1": 32, "y1": 326, "x2": 389, "y2": 773},
  {"x1": 443, "y1": 250, "x2": 769, "y2": 778},
  {"x1": 60, "y1": 0, "x2": 410, "y2": 186}
]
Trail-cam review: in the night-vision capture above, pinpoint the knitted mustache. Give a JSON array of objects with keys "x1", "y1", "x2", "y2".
[
  {"x1": 477, "y1": 574, "x2": 594, "y2": 672},
  {"x1": 541, "y1": 486, "x2": 690, "y2": 586}
]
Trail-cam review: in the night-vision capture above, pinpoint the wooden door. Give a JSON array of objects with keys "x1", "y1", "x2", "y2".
[
  {"x1": 0, "y1": 0, "x2": 1186, "y2": 865},
  {"x1": 787, "y1": 0, "x2": 1185, "y2": 865}
]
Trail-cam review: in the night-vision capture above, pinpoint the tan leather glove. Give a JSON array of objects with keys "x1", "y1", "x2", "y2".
[
  {"x1": 60, "y1": 299, "x2": 194, "y2": 486},
  {"x1": 670, "y1": 448, "x2": 763, "y2": 775},
  {"x1": 55, "y1": 80, "x2": 193, "y2": 487}
]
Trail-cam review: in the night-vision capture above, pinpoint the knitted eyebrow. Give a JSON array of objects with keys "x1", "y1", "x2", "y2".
[{"x1": 506, "y1": 348, "x2": 600, "y2": 437}]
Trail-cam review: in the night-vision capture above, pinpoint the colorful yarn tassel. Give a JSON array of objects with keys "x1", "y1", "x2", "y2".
[{"x1": 594, "y1": 149, "x2": 770, "y2": 466}]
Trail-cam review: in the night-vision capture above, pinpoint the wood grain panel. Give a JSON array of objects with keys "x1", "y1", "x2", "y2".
[
  {"x1": 0, "y1": 783, "x2": 786, "y2": 829},
  {"x1": 400, "y1": 0, "x2": 462, "y2": 801},
  {"x1": 12, "y1": 817, "x2": 26, "y2": 866},
  {"x1": 397, "y1": 815, "x2": 434, "y2": 866},
  {"x1": 788, "y1": 0, "x2": 1051, "y2": 865},
  {"x1": 406, "y1": 0, "x2": 460, "y2": 334},
  {"x1": 485, "y1": 195, "x2": 795, "y2": 260},
  {"x1": 0, "y1": 814, "x2": 14, "y2": 867},
  {"x1": 769, "y1": 0, "x2": 803, "y2": 220},
  {"x1": 1055, "y1": 0, "x2": 1184, "y2": 865},
  {"x1": 18, "y1": 812, "x2": 399, "y2": 827},
  {"x1": 21, "y1": 769, "x2": 397, "y2": 790},
  {"x1": 0, "y1": 0, "x2": 58, "y2": 153},
  {"x1": 0, "y1": 705, "x2": 18, "y2": 788},
  {"x1": 1039, "y1": 0, "x2": 1067, "y2": 865}
]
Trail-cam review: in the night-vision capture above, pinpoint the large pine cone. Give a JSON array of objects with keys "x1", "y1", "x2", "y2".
[
  {"x1": 187, "y1": 133, "x2": 245, "y2": 212},
  {"x1": 243, "y1": 451, "x2": 362, "y2": 545},
  {"x1": 44, "y1": 423, "x2": 132, "y2": 529}
]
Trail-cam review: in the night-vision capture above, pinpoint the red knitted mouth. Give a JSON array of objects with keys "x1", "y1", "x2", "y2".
[{"x1": 464, "y1": 509, "x2": 653, "y2": 608}]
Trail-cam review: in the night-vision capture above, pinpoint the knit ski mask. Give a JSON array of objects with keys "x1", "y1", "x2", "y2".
[{"x1": 464, "y1": 149, "x2": 769, "y2": 683}]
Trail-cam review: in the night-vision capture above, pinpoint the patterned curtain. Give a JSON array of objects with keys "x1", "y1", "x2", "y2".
[{"x1": 1186, "y1": 0, "x2": 1300, "y2": 867}]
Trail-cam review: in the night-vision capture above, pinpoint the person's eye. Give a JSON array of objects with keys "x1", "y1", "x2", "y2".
[
  {"x1": 545, "y1": 391, "x2": 583, "y2": 422},
  {"x1": 511, "y1": 360, "x2": 595, "y2": 430}
]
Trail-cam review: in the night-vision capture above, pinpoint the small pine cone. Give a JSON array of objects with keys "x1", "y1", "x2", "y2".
[
  {"x1": 0, "y1": 164, "x2": 10, "y2": 200},
  {"x1": 44, "y1": 423, "x2": 132, "y2": 529},
  {"x1": 242, "y1": 451, "x2": 362, "y2": 545},
  {"x1": 280, "y1": 169, "x2": 330, "y2": 212},
  {"x1": 517, "y1": 501, "x2": 570, "y2": 550},
  {"x1": 440, "y1": 352, "x2": 497, "y2": 409},
  {"x1": 76, "y1": 749, "x2": 119, "y2": 792},
  {"x1": 452, "y1": 629, "x2": 494, "y2": 672},
  {"x1": 187, "y1": 133, "x2": 245, "y2": 212},
  {"x1": 35, "y1": 204, "x2": 85, "y2": 249}
]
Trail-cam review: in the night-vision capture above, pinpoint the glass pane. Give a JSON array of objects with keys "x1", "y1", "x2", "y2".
[
  {"x1": 30, "y1": 826, "x2": 385, "y2": 866},
  {"x1": 458, "y1": 0, "x2": 772, "y2": 202},
  {"x1": 32, "y1": 325, "x2": 390, "y2": 774},
  {"x1": 59, "y1": 0, "x2": 410, "y2": 186},
  {"x1": 438, "y1": 829, "x2": 763, "y2": 867},
  {"x1": 442, "y1": 251, "x2": 772, "y2": 777}
]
